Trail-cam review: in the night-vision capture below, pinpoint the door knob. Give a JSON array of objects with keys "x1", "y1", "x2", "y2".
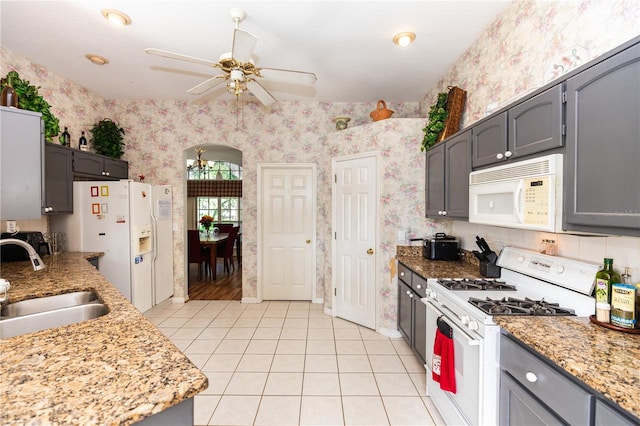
[
  {"x1": 306, "y1": 239, "x2": 311, "y2": 244},
  {"x1": 367, "y1": 248, "x2": 374, "y2": 255}
]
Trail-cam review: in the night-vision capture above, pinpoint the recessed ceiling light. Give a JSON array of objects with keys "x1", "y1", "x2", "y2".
[
  {"x1": 85, "y1": 54, "x2": 109, "y2": 65},
  {"x1": 393, "y1": 32, "x2": 416, "y2": 47},
  {"x1": 101, "y1": 9, "x2": 132, "y2": 26}
]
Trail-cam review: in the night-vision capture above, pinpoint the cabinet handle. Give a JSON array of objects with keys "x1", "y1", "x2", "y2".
[
  {"x1": 416, "y1": 284, "x2": 422, "y2": 289},
  {"x1": 400, "y1": 272, "x2": 405, "y2": 277},
  {"x1": 504, "y1": 150, "x2": 513, "y2": 158},
  {"x1": 44, "y1": 207, "x2": 53, "y2": 213},
  {"x1": 441, "y1": 211, "x2": 447, "y2": 216},
  {"x1": 525, "y1": 372, "x2": 538, "y2": 383},
  {"x1": 105, "y1": 171, "x2": 110, "y2": 176}
]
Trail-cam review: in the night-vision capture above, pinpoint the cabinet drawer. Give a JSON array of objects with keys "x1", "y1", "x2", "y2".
[
  {"x1": 501, "y1": 335, "x2": 593, "y2": 426},
  {"x1": 398, "y1": 263, "x2": 411, "y2": 285},
  {"x1": 412, "y1": 274, "x2": 427, "y2": 298}
]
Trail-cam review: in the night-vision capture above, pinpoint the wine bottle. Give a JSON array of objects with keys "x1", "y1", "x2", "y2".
[
  {"x1": 60, "y1": 127, "x2": 71, "y2": 147},
  {"x1": 79, "y1": 131, "x2": 88, "y2": 151},
  {"x1": 594, "y1": 258, "x2": 621, "y2": 304}
]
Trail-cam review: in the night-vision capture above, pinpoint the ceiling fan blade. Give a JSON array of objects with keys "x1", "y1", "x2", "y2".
[
  {"x1": 232, "y1": 29, "x2": 257, "y2": 63},
  {"x1": 246, "y1": 79, "x2": 276, "y2": 105},
  {"x1": 187, "y1": 76, "x2": 227, "y2": 95},
  {"x1": 145, "y1": 48, "x2": 218, "y2": 67},
  {"x1": 258, "y1": 67, "x2": 317, "y2": 85}
]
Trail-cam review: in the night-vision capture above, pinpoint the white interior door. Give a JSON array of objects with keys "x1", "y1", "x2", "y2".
[
  {"x1": 259, "y1": 164, "x2": 316, "y2": 300},
  {"x1": 333, "y1": 153, "x2": 378, "y2": 329}
]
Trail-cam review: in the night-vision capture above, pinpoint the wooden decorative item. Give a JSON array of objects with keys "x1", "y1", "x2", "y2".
[{"x1": 439, "y1": 86, "x2": 467, "y2": 142}]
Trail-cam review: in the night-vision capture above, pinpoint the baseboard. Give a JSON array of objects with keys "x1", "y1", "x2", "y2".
[
  {"x1": 377, "y1": 327, "x2": 402, "y2": 339},
  {"x1": 313, "y1": 297, "x2": 324, "y2": 305},
  {"x1": 241, "y1": 297, "x2": 261, "y2": 304},
  {"x1": 171, "y1": 296, "x2": 186, "y2": 304}
]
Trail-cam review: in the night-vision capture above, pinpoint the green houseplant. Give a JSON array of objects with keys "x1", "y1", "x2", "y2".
[
  {"x1": 421, "y1": 92, "x2": 448, "y2": 152},
  {"x1": 1, "y1": 70, "x2": 60, "y2": 142},
  {"x1": 90, "y1": 119, "x2": 126, "y2": 159}
]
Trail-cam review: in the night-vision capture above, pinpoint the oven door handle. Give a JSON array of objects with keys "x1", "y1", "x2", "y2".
[{"x1": 432, "y1": 302, "x2": 482, "y2": 347}]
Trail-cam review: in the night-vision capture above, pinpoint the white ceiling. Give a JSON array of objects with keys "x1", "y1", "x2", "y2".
[{"x1": 0, "y1": 1, "x2": 512, "y2": 104}]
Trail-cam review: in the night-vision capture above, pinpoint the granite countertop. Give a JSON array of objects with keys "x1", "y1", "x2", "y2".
[
  {"x1": 0, "y1": 253, "x2": 208, "y2": 425},
  {"x1": 396, "y1": 246, "x2": 639, "y2": 420},
  {"x1": 496, "y1": 316, "x2": 640, "y2": 420}
]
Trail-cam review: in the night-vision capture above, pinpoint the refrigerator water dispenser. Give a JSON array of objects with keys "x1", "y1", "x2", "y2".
[{"x1": 135, "y1": 224, "x2": 153, "y2": 255}]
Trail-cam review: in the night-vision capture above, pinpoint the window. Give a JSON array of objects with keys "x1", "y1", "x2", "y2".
[{"x1": 188, "y1": 159, "x2": 242, "y2": 230}]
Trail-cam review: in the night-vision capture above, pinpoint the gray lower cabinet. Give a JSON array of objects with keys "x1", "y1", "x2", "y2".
[
  {"x1": 0, "y1": 107, "x2": 43, "y2": 220},
  {"x1": 425, "y1": 129, "x2": 471, "y2": 219},
  {"x1": 595, "y1": 398, "x2": 640, "y2": 426},
  {"x1": 472, "y1": 84, "x2": 564, "y2": 169},
  {"x1": 44, "y1": 144, "x2": 73, "y2": 214},
  {"x1": 74, "y1": 150, "x2": 128, "y2": 180},
  {"x1": 564, "y1": 41, "x2": 640, "y2": 236},
  {"x1": 397, "y1": 262, "x2": 427, "y2": 365},
  {"x1": 500, "y1": 333, "x2": 593, "y2": 425}
]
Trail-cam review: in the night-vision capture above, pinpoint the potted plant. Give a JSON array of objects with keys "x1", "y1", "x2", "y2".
[
  {"x1": 90, "y1": 118, "x2": 126, "y2": 159},
  {"x1": 421, "y1": 92, "x2": 448, "y2": 152},
  {"x1": 0, "y1": 70, "x2": 60, "y2": 142}
]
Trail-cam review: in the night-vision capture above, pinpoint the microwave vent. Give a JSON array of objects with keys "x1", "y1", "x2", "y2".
[{"x1": 470, "y1": 154, "x2": 562, "y2": 184}]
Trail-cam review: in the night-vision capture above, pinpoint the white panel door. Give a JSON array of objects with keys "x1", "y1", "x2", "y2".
[
  {"x1": 334, "y1": 154, "x2": 377, "y2": 329},
  {"x1": 260, "y1": 165, "x2": 316, "y2": 300}
]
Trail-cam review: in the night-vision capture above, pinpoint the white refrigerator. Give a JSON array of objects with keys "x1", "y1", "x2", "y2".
[{"x1": 51, "y1": 181, "x2": 174, "y2": 312}]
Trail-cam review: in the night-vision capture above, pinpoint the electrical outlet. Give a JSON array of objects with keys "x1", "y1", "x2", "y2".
[{"x1": 6, "y1": 220, "x2": 17, "y2": 233}]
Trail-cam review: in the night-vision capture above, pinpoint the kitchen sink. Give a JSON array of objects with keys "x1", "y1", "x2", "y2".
[
  {"x1": 0, "y1": 303, "x2": 109, "y2": 339},
  {"x1": 0, "y1": 291, "x2": 100, "y2": 318}
]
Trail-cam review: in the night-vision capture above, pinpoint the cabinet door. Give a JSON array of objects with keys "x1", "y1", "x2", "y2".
[
  {"x1": 445, "y1": 130, "x2": 472, "y2": 218},
  {"x1": 595, "y1": 398, "x2": 640, "y2": 426},
  {"x1": 425, "y1": 143, "x2": 445, "y2": 217},
  {"x1": 508, "y1": 84, "x2": 564, "y2": 159},
  {"x1": 472, "y1": 112, "x2": 508, "y2": 168},
  {"x1": 398, "y1": 280, "x2": 413, "y2": 344},
  {"x1": 413, "y1": 297, "x2": 426, "y2": 365},
  {"x1": 0, "y1": 107, "x2": 43, "y2": 220},
  {"x1": 564, "y1": 43, "x2": 640, "y2": 236},
  {"x1": 73, "y1": 151, "x2": 104, "y2": 176},
  {"x1": 44, "y1": 144, "x2": 73, "y2": 214},
  {"x1": 500, "y1": 372, "x2": 564, "y2": 426},
  {"x1": 104, "y1": 158, "x2": 128, "y2": 179}
]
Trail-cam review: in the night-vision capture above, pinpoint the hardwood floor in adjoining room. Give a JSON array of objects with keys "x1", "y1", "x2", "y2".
[{"x1": 188, "y1": 257, "x2": 242, "y2": 301}]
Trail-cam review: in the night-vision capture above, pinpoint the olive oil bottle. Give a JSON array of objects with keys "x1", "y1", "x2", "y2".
[{"x1": 594, "y1": 258, "x2": 621, "y2": 304}]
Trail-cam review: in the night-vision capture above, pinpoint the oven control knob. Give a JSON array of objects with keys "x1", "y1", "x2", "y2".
[
  {"x1": 555, "y1": 265, "x2": 565, "y2": 274},
  {"x1": 427, "y1": 289, "x2": 437, "y2": 299},
  {"x1": 467, "y1": 320, "x2": 479, "y2": 331},
  {"x1": 460, "y1": 315, "x2": 470, "y2": 325},
  {"x1": 517, "y1": 256, "x2": 525, "y2": 263}
]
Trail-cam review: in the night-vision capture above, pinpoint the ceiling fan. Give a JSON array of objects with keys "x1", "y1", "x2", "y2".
[{"x1": 145, "y1": 8, "x2": 317, "y2": 105}]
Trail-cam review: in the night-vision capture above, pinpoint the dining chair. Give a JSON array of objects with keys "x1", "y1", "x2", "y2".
[
  {"x1": 187, "y1": 230, "x2": 211, "y2": 279},
  {"x1": 213, "y1": 223, "x2": 233, "y2": 233},
  {"x1": 216, "y1": 226, "x2": 239, "y2": 274}
]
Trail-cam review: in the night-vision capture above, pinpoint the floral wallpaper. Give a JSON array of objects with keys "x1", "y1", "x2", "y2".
[{"x1": 2, "y1": 0, "x2": 639, "y2": 332}]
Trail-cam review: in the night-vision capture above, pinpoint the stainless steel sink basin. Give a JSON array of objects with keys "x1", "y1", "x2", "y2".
[
  {"x1": 1, "y1": 291, "x2": 100, "y2": 318},
  {"x1": 0, "y1": 303, "x2": 109, "y2": 339}
]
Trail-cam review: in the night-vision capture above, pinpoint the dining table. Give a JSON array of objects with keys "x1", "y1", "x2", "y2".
[{"x1": 199, "y1": 233, "x2": 228, "y2": 280}]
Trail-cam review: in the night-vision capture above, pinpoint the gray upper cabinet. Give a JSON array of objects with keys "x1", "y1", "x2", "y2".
[
  {"x1": 44, "y1": 144, "x2": 73, "y2": 214},
  {"x1": 426, "y1": 129, "x2": 471, "y2": 219},
  {"x1": 0, "y1": 107, "x2": 43, "y2": 220},
  {"x1": 472, "y1": 112, "x2": 507, "y2": 168},
  {"x1": 74, "y1": 151, "x2": 128, "y2": 180},
  {"x1": 509, "y1": 84, "x2": 564, "y2": 159},
  {"x1": 473, "y1": 85, "x2": 564, "y2": 169},
  {"x1": 564, "y1": 42, "x2": 640, "y2": 236}
]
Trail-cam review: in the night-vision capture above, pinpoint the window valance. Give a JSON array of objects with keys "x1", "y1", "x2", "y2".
[{"x1": 187, "y1": 180, "x2": 242, "y2": 197}]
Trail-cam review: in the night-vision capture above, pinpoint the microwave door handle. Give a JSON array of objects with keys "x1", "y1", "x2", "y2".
[{"x1": 515, "y1": 180, "x2": 524, "y2": 223}]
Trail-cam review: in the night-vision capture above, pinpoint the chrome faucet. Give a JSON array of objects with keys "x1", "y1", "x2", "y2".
[
  {"x1": 0, "y1": 238, "x2": 46, "y2": 271},
  {"x1": 0, "y1": 238, "x2": 46, "y2": 305}
]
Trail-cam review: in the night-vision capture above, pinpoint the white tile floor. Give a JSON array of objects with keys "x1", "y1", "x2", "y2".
[{"x1": 145, "y1": 300, "x2": 446, "y2": 426}]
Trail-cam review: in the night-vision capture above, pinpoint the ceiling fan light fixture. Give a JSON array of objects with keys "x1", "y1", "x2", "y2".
[
  {"x1": 85, "y1": 54, "x2": 109, "y2": 65},
  {"x1": 102, "y1": 9, "x2": 132, "y2": 26},
  {"x1": 393, "y1": 32, "x2": 416, "y2": 47}
]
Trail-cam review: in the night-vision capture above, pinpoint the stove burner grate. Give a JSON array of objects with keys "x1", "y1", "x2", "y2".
[
  {"x1": 437, "y1": 278, "x2": 517, "y2": 291},
  {"x1": 468, "y1": 297, "x2": 576, "y2": 316}
]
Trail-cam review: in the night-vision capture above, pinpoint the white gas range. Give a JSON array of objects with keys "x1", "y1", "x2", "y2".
[{"x1": 421, "y1": 246, "x2": 599, "y2": 426}]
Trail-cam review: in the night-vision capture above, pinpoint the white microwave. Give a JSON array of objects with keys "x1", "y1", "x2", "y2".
[{"x1": 469, "y1": 153, "x2": 563, "y2": 233}]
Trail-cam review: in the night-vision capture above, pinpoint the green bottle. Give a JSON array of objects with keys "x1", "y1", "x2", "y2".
[{"x1": 594, "y1": 258, "x2": 622, "y2": 304}]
